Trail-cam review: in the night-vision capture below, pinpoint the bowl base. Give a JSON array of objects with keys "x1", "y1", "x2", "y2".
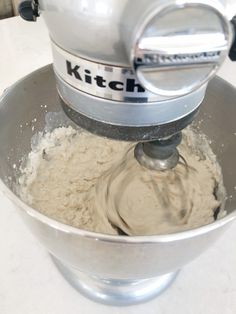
[{"x1": 51, "y1": 255, "x2": 179, "y2": 306}]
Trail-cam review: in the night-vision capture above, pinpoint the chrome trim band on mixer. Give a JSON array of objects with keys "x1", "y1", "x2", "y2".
[
  {"x1": 51, "y1": 41, "x2": 167, "y2": 103},
  {"x1": 55, "y1": 71, "x2": 206, "y2": 127}
]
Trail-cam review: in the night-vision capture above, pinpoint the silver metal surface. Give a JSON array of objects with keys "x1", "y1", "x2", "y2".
[
  {"x1": 52, "y1": 41, "x2": 166, "y2": 102},
  {"x1": 60, "y1": 100, "x2": 199, "y2": 141},
  {"x1": 39, "y1": 0, "x2": 129, "y2": 66},
  {"x1": 56, "y1": 72, "x2": 206, "y2": 126},
  {"x1": 134, "y1": 143, "x2": 179, "y2": 171},
  {"x1": 0, "y1": 65, "x2": 236, "y2": 305},
  {"x1": 52, "y1": 256, "x2": 179, "y2": 306},
  {"x1": 39, "y1": 0, "x2": 231, "y2": 65},
  {"x1": 52, "y1": 40, "x2": 207, "y2": 139},
  {"x1": 38, "y1": 0, "x2": 232, "y2": 139},
  {"x1": 128, "y1": 0, "x2": 232, "y2": 97},
  {"x1": 52, "y1": 41, "x2": 207, "y2": 139}
]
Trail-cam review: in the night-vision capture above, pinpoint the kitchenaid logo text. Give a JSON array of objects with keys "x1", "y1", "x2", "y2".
[
  {"x1": 136, "y1": 51, "x2": 221, "y2": 66},
  {"x1": 66, "y1": 61, "x2": 145, "y2": 93}
]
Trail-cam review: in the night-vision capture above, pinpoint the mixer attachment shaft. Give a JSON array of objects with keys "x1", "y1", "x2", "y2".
[{"x1": 134, "y1": 133, "x2": 182, "y2": 171}]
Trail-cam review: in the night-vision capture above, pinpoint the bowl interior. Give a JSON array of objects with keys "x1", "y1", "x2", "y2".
[{"x1": 0, "y1": 64, "x2": 235, "y2": 218}]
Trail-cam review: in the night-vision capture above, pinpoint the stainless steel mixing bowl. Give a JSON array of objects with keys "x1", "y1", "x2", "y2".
[{"x1": 0, "y1": 65, "x2": 236, "y2": 306}]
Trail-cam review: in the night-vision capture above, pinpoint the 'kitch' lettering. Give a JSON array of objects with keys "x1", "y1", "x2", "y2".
[{"x1": 66, "y1": 60, "x2": 145, "y2": 93}]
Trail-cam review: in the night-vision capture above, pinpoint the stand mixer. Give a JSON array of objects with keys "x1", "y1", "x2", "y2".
[
  {"x1": 0, "y1": 0, "x2": 232, "y2": 306},
  {"x1": 19, "y1": 0, "x2": 236, "y2": 170}
]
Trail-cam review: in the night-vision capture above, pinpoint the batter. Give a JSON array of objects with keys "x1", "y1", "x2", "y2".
[{"x1": 18, "y1": 126, "x2": 226, "y2": 236}]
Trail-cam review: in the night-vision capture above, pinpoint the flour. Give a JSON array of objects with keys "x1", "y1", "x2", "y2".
[{"x1": 18, "y1": 126, "x2": 226, "y2": 236}]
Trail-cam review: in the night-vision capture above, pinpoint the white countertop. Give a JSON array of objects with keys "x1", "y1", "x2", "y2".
[{"x1": 0, "y1": 16, "x2": 236, "y2": 314}]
